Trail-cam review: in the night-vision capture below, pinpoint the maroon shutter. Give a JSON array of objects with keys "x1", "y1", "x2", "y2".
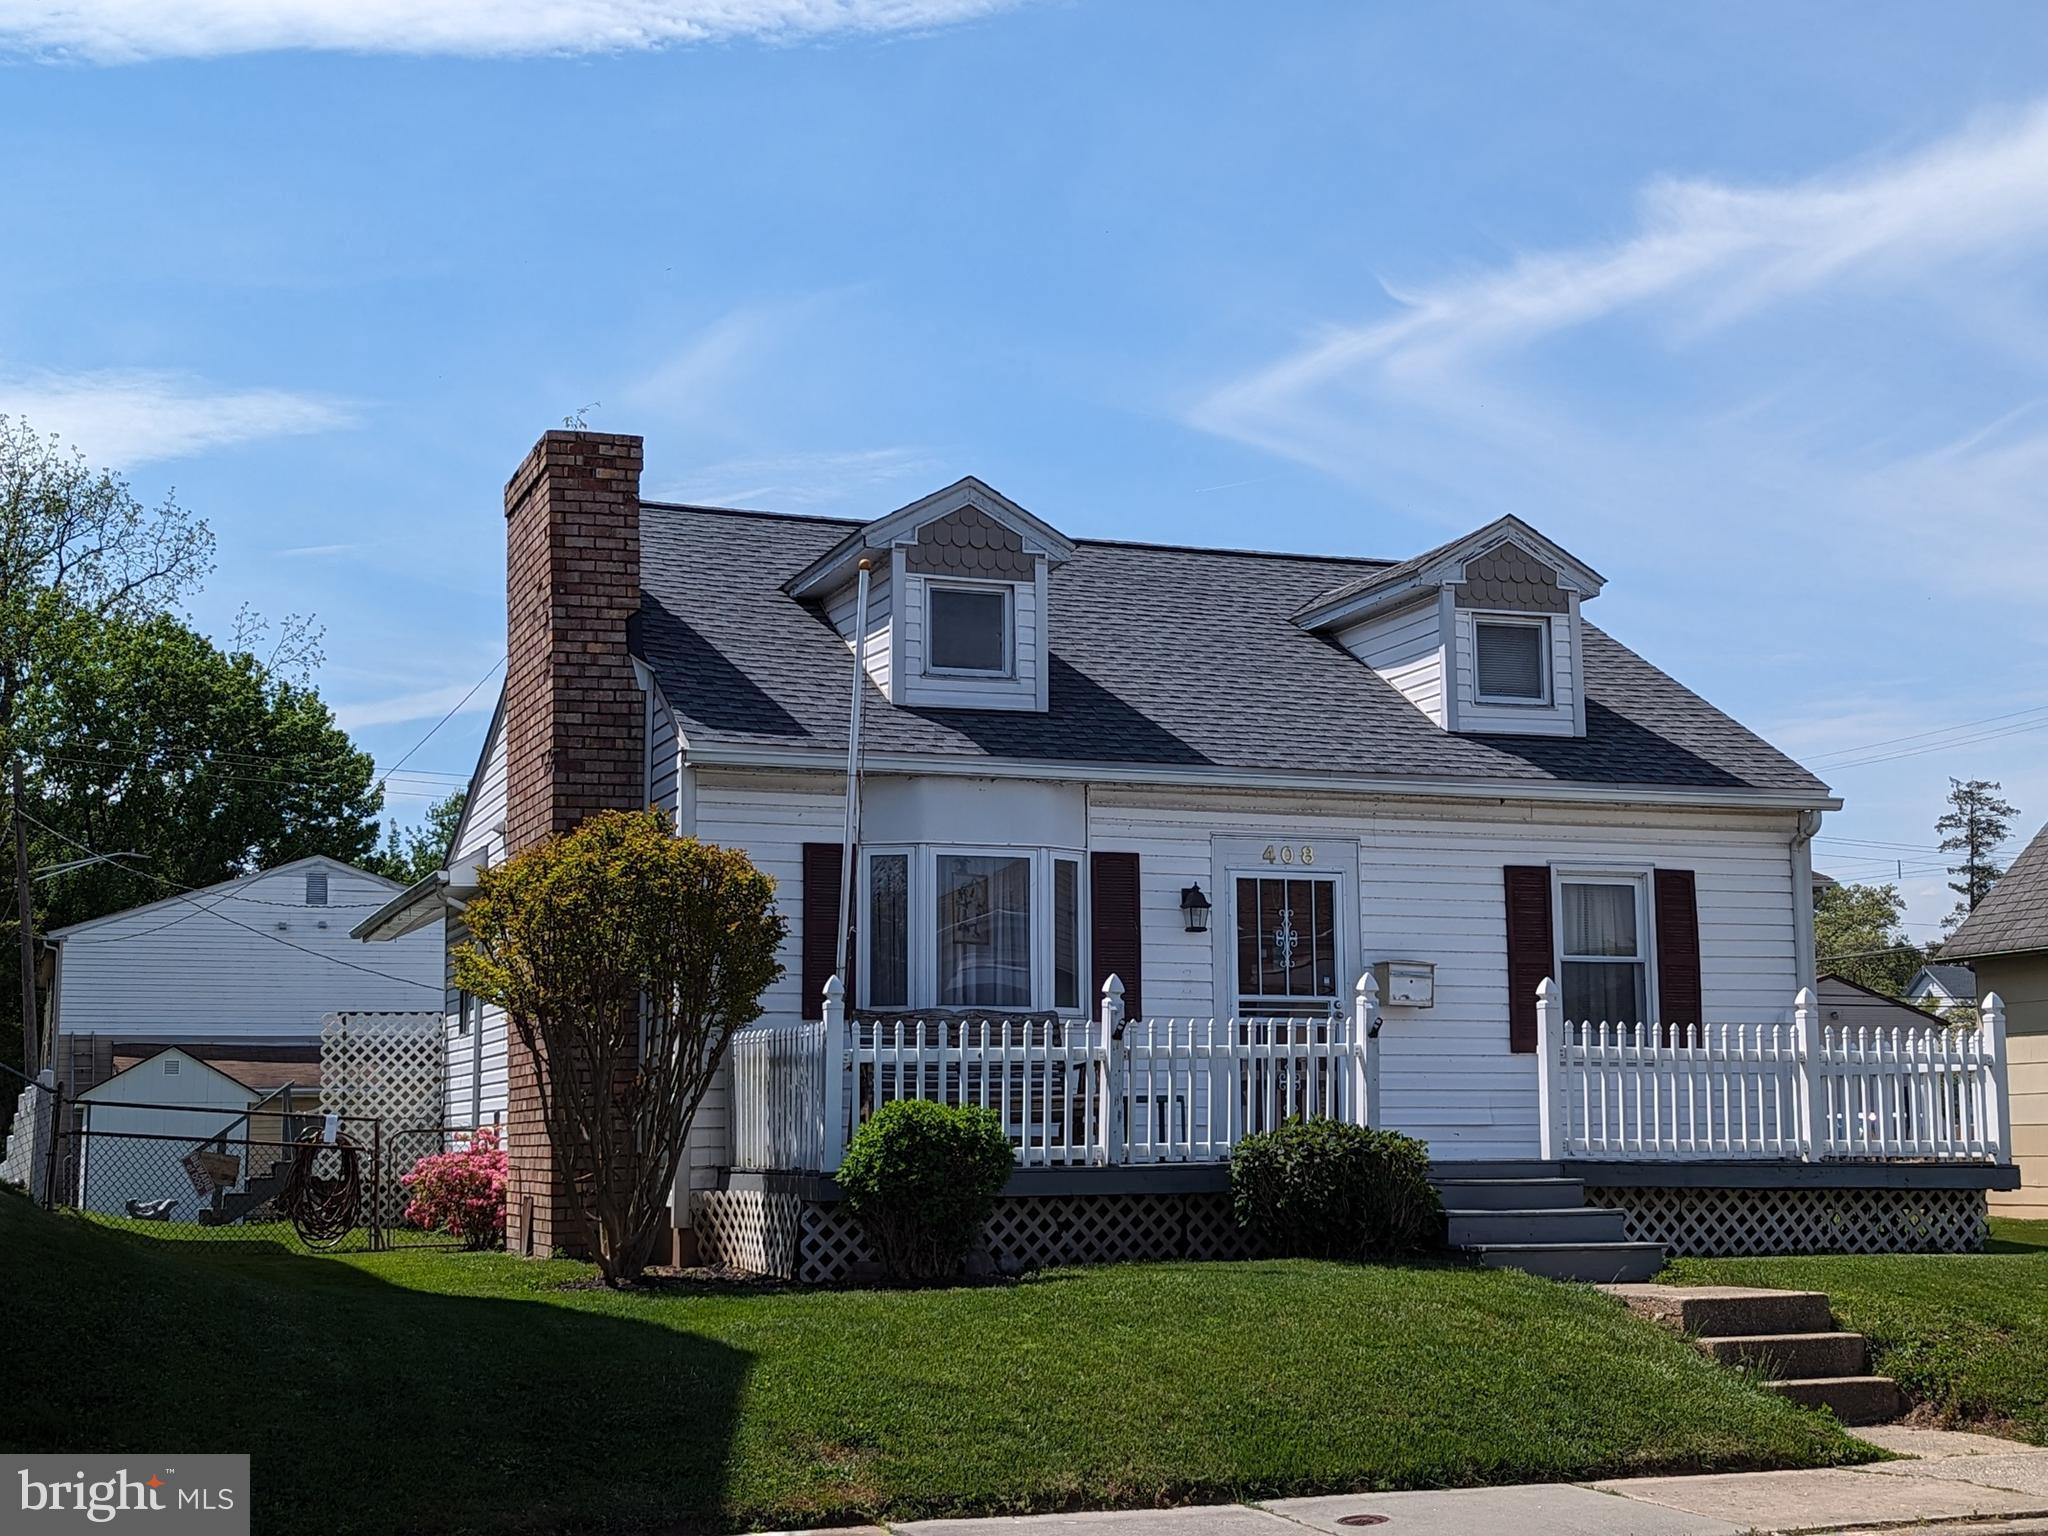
[
  {"x1": 1654, "y1": 868, "x2": 1703, "y2": 1041},
  {"x1": 801, "y1": 842, "x2": 843, "y2": 1017},
  {"x1": 1090, "y1": 851, "x2": 1143, "y2": 1023},
  {"x1": 1503, "y1": 865, "x2": 1554, "y2": 1054}
]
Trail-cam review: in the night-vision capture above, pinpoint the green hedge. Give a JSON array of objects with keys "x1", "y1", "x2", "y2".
[
  {"x1": 1231, "y1": 1118, "x2": 1441, "y2": 1259},
  {"x1": 837, "y1": 1100, "x2": 1015, "y2": 1284}
]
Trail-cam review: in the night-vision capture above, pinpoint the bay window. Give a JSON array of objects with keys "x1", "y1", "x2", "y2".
[
  {"x1": 1557, "y1": 873, "x2": 1652, "y2": 1027},
  {"x1": 860, "y1": 846, "x2": 1085, "y2": 1013}
]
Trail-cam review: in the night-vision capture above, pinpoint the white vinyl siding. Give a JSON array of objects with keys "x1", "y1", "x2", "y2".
[
  {"x1": 824, "y1": 564, "x2": 894, "y2": 697},
  {"x1": 898, "y1": 568, "x2": 1044, "y2": 712},
  {"x1": 1335, "y1": 599, "x2": 1446, "y2": 726},
  {"x1": 689, "y1": 770, "x2": 848, "y2": 1192},
  {"x1": 446, "y1": 711, "x2": 511, "y2": 1127},
  {"x1": 1086, "y1": 787, "x2": 1802, "y2": 1161},
  {"x1": 1452, "y1": 605, "x2": 1581, "y2": 736},
  {"x1": 52, "y1": 860, "x2": 442, "y2": 1044}
]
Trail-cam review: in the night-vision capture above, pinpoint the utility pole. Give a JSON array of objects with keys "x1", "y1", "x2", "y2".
[{"x1": 13, "y1": 759, "x2": 36, "y2": 1076}]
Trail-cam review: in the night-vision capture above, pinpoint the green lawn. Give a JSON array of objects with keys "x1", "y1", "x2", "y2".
[
  {"x1": 1663, "y1": 1218, "x2": 2048, "y2": 1444},
  {"x1": 1, "y1": 1194, "x2": 1872, "y2": 1536}
]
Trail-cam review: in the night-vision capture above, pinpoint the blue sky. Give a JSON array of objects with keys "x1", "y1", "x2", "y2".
[{"x1": 3, "y1": 1, "x2": 2045, "y2": 937}]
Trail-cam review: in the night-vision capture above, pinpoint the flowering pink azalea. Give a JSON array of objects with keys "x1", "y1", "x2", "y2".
[{"x1": 401, "y1": 1129, "x2": 508, "y2": 1249}]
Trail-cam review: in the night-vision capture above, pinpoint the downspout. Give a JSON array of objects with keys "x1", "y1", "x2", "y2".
[
  {"x1": 834, "y1": 558, "x2": 874, "y2": 987},
  {"x1": 1791, "y1": 808, "x2": 1823, "y2": 991}
]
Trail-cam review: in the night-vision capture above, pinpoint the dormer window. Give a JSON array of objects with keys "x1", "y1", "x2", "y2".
[
  {"x1": 926, "y1": 583, "x2": 1011, "y2": 676},
  {"x1": 1474, "y1": 617, "x2": 1549, "y2": 704}
]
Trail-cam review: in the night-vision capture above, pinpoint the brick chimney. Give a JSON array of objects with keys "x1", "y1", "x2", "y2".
[{"x1": 501, "y1": 429, "x2": 645, "y2": 1257}]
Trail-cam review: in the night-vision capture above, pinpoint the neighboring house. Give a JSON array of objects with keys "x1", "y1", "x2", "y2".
[
  {"x1": 1816, "y1": 972, "x2": 1957, "y2": 1030},
  {"x1": 1906, "y1": 963, "x2": 1977, "y2": 1012},
  {"x1": 358, "y1": 431, "x2": 2018, "y2": 1276},
  {"x1": 1943, "y1": 823, "x2": 2048, "y2": 1219},
  {"x1": 49, "y1": 856, "x2": 443, "y2": 1103}
]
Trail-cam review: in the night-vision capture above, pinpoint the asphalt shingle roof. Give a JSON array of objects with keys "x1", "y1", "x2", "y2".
[
  {"x1": 633, "y1": 503, "x2": 1830, "y2": 796},
  {"x1": 1943, "y1": 823, "x2": 2048, "y2": 959}
]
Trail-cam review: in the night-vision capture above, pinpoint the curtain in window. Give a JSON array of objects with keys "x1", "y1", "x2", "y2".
[
  {"x1": 1561, "y1": 881, "x2": 1646, "y2": 1025},
  {"x1": 1562, "y1": 882, "x2": 1636, "y2": 957},
  {"x1": 937, "y1": 854, "x2": 1032, "y2": 1008}
]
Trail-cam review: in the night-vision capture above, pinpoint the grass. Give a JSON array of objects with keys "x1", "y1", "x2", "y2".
[
  {"x1": 0, "y1": 1193, "x2": 1874, "y2": 1536},
  {"x1": 1663, "y1": 1217, "x2": 2048, "y2": 1445}
]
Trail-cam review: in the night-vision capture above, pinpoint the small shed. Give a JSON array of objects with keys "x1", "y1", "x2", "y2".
[{"x1": 73, "y1": 1048, "x2": 261, "y2": 1221}]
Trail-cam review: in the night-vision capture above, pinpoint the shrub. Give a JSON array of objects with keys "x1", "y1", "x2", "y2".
[
  {"x1": 836, "y1": 1100, "x2": 1015, "y2": 1284},
  {"x1": 1230, "y1": 1118, "x2": 1440, "y2": 1259},
  {"x1": 401, "y1": 1129, "x2": 508, "y2": 1250}
]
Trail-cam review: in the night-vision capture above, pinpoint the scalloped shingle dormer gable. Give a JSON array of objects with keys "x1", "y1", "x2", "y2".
[
  {"x1": 1296, "y1": 515, "x2": 1602, "y2": 739},
  {"x1": 786, "y1": 477, "x2": 1072, "y2": 714}
]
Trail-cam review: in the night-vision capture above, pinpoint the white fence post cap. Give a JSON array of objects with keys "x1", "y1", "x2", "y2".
[
  {"x1": 1794, "y1": 985, "x2": 1818, "y2": 1009},
  {"x1": 1535, "y1": 975, "x2": 1558, "y2": 1001},
  {"x1": 1101, "y1": 973, "x2": 1125, "y2": 1001},
  {"x1": 1356, "y1": 970, "x2": 1379, "y2": 1004},
  {"x1": 822, "y1": 973, "x2": 844, "y2": 1002}
]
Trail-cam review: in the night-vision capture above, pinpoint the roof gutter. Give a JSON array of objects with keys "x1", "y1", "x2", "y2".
[{"x1": 680, "y1": 740, "x2": 1843, "y2": 814}]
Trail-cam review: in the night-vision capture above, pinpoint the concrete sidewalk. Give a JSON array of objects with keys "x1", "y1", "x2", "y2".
[{"x1": 808, "y1": 1427, "x2": 2048, "y2": 1536}]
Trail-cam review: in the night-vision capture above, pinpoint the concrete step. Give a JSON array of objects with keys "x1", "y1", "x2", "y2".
[
  {"x1": 1433, "y1": 1177, "x2": 1586, "y2": 1211},
  {"x1": 1430, "y1": 1160, "x2": 1565, "y2": 1181},
  {"x1": 1605, "y1": 1284, "x2": 1835, "y2": 1338},
  {"x1": 1766, "y1": 1375, "x2": 1901, "y2": 1426},
  {"x1": 1447, "y1": 1207, "x2": 1630, "y2": 1247},
  {"x1": 1472, "y1": 1241, "x2": 1666, "y2": 1283},
  {"x1": 1696, "y1": 1331, "x2": 1870, "y2": 1379}
]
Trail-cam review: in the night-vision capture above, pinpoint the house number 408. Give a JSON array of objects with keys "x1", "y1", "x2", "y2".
[{"x1": 1261, "y1": 844, "x2": 1315, "y2": 866}]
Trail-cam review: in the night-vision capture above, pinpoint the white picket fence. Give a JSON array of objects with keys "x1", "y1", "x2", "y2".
[
  {"x1": 730, "y1": 974, "x2": 1381, "y2": 1172},
  {"x1": 1538, "y1": 979, "x2": 2010, "y2": 1163}
]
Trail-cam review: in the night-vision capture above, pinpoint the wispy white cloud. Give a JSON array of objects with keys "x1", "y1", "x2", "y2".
[
  {"x1": 0, "y1": 368, "x2": 352, "y2": 465},
  {"x1": 274, "y1": 542, "x2": 362, "y2": 559},
  {"x1": 333, "y1": 678, "x2": 501, "y2": 731},
  {"x1": 1, "y1": 0, "x2": 1023, "y2": 64},
  {"x1": 655, "y1": 445, "x2": 938, "y2": 508},
  {"x1": 1191, "y1": 103, "x2": 2048, "y2": 612}
]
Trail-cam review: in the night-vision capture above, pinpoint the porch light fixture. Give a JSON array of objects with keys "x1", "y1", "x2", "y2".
[{"x1": 1180, "y1": 883, "x2": 1212, "y2": 934}]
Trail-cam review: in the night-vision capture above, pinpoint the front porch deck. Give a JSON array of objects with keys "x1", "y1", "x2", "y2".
[{"x1": 698, "y1": 976, "x2": 2020, "y2": 1279}]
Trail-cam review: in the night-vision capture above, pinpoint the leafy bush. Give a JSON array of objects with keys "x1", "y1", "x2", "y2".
[
  {"x1": 401, "y1": 1129, "x2": 508, "y2": 1250},
  {"x1": 1230, "y1": 1118, "x2": 1441, "y2": 1259},
  {"x1": 836, "y1": 1100, "x2": 1015, "y2": 1284}
]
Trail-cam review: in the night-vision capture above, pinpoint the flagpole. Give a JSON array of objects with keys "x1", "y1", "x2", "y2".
[{"x1": 833, "y1": 557, "x2": 873, "y2": 986}]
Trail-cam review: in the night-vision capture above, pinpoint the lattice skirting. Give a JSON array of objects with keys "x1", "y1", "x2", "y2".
[
  {"x1": 692, "y1": 1189, "x2": 1260, "y2": 1284},
  {"x1": 1585, "y1": 1184, "x2": 1988, "y2": 1257}
]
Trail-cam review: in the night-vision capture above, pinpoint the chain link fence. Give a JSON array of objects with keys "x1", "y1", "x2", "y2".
[{"x1": 6, "y1": 1063, "x2": 501, "y2": 1253}]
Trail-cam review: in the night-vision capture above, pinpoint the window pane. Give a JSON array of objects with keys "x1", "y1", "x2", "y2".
[
  {"x1": 937, "y1": 854, "x2": 1032, "y2": 1008},
  {"x1": 1236, "y1": 877, "x2": 1339, "y2": 1003},
  {"x1": 1476, "y1": 620, "x2": 1545, "y2": 699},
  {"x1": 1562, "y1": 882, "x2": 1638, "y2": 958},
  {"x1": 928, "y1": 586, "x2": 1008, "y2": 672},
  {"x1": 1053, "y1": 858, "x2": 1080, "y2": 1012},
  {"x1": 1564, "y1": 960, "x2": 1647, "y2": 1026},
  {"x1": 866, "y1": 853, "x2": 910, "y2": 1010}
]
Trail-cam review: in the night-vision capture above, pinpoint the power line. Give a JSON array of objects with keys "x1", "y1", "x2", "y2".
[
  {"x1": 1807, "y1": 703, "x2": 2048, "y2": 764},
  {"x1": 1824, "y1": 716, "x2": 2048, "y2": 771},
  {"x1": 371, "y1": 658, "x2": 503, "y2": 800},
  {"x1": 21, "y1": 813, "x2": 439, "y2": 991}
]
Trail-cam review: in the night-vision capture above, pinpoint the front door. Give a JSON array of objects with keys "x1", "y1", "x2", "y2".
[{"x1": 1233, "y1": 875, "x2": 1341, "y2": 1017}]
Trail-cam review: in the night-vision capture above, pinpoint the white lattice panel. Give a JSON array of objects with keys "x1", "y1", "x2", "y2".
[
  {"x1": 693, "y1": 1189, "x2": 1257, "y2": 1283},
  {"x1": 320, "y1": 1011, "x2": 444, "y2": 1222},
  {"x1": 1586, "y1": 1184, "x2": 1988, "y2": 1257}
]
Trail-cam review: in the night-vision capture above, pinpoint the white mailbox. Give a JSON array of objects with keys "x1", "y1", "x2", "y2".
[{"x1": 1372, "y1": 960, "x2": 1436, "y2": 1009}]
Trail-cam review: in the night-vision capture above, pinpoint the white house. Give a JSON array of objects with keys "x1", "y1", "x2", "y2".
[
  {"x1": 358, "y1": 430, "x2": 2018, "y2": 1279},
  {"x1": 49, "y1": 856, "x2": 444, "y2": 1103},
  {"x1": 1906, "y1": 963, "x2": 1977, "y2": 1012}
]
